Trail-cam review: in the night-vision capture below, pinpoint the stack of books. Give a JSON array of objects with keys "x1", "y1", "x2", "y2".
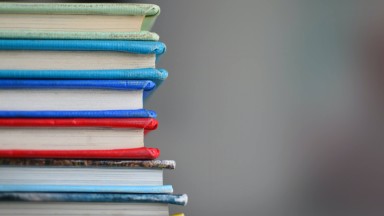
[{"x1": 0, "y1": 3, "x2": 186, "y2": 216}]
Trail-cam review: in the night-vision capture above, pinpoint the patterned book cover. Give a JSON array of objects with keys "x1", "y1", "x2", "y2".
[
  {"x1": 0, "y1": 159, "x2": 175, "y2": 169},
  {"x1": 0, "y1": 3, "x2": 161, "y2": 40},
  {"x1": 0, "y1": 193, "x2": 188, "y2": 206}
]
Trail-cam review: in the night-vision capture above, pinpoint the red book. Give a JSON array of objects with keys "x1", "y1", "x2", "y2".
[{"x1": 0, "y1": 118, "x2": 159, "y2": 159}]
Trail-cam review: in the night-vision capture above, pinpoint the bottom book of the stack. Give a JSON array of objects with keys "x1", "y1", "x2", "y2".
[{"x1": 0, "y1": 159, "x2": 187, "y2": 216}]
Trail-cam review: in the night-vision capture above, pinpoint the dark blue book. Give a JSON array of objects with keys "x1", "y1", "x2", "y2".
[{"x1": 0, "y1": 79, "x2": 155, "y2": 114}]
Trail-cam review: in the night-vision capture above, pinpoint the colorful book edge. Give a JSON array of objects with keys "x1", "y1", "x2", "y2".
[
  {"x1": 0, "y1": 192, "x2": 187, "y2": 206},
  {"x1": 0, "y1": 159, "x2": 175, "y2": 169}
]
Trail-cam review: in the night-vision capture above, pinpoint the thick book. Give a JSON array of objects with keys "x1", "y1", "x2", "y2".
[
  {"x1": 0, "y1": 3, "x2": 160, "y2": 40},
  {"x1": 0, "y1": 80, "x2": 155, "y2": 111},
  {"x1": 0, "y1": 159, "x2": 174, "y2": 193},
  {"x1": 0, "y1": 193, "x2": 187, "y2": 216},
  {"x1": 0, "y1": 118, "x2": 159, "y2": 159},
  {"x1": 0, "y1": 40, "x2": 166, "y2": 70}
]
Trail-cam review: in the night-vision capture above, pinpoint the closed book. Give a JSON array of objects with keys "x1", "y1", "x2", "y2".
[
  {"x1": 0, "y1": 68, "x2": 168, "y2": 88},
  {"x1": 0, "y1": 80, "x2": 155, "y2": 111},
  {"x1": 0, "y1": 118, "x2": 159, "y2": 158},
  {"x1": 0, "y1": 159, "x2": 174, "y2": 193},
  {"x1": 0, "y1": 193, "x2": 187, "y2": 216},
  {"x1": 0, "y1": 3, "x2": 160, "y2": 40},
  {"x1": 0, "y1": 40, "x2": 166, "y2": 70}
]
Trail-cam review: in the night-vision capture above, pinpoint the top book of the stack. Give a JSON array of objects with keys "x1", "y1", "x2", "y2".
[{"x1": 0, "y1": 3, "x2": 160, "y2": 40}]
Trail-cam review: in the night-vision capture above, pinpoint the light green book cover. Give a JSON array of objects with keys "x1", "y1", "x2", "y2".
[{"x1": 0, "y1": 3, "x2": 160, "y2": 40}]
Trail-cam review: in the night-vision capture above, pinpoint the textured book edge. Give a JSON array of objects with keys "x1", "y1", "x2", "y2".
[
  {"x1": 0, "y1": 159, "x2": 175, "y2": 169},
  {"x1": 0, "y1": 193, "x2": 187, "y2": 206}
]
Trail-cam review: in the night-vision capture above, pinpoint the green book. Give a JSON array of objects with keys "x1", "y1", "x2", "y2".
[{"x1": 0, "y1": 3, "x2": 160, "y2": 40}]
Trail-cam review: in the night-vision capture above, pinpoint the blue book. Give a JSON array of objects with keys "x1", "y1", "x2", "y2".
[
  {"x1": 0, "y1": 192, "x2": 188, "y2": 206},
  {"x1": 0, "y1": 40, "x2": 167, "y2": 92},
  {"x1": 0, "y1": 68, "x2": 168, "y2": 89},
  {"x1": 0, "y1": 109, "x2": 157, "y2": 118},
  {"x1": 0, "y1": 80, "x2": 156, "y2": 112},
  {"x1": 0, "y1": 40, "x2": 166, "y2": 56}
]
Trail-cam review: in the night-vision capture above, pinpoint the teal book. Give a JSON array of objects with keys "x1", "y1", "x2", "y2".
[{"x1": 0, "y1": 3, "x2": 160, "y2": 40}]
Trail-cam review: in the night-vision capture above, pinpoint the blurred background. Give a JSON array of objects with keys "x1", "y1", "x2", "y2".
[{"x1": 5, "y1": 0, "x2": 384, "y2": 215}]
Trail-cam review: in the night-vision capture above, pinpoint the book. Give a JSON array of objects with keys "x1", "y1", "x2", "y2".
[
  {"x1": 0, "y1": 3, "x2": 160, "y2": 40},
  {"x1": 0, "y1": 147, "x2": 160, "y2": 159},
  {"x1": 0, "y1": 192, "x2": 188, "y2": 205},
  {"x1": 0, "y1": 40, "x2": 166, "y2": 70},
  {"x1": 0, "y1": 193, "x2": 187, "y2": 216},
  {"x1": 0, "y1": 80, "x2": 155, "y2": 111},
  {"x1": 0, "y1": 118, "x2": 158, "y2": 158},
  {"x1": 0, "y1": 109, "x2": 157, "y2": 118},
  {"x1": 0, "y1": 159, "x2": 174, "y2": 193},
  {"x1": 0, "y1": 68, "x2": 168, "y2": 88}
]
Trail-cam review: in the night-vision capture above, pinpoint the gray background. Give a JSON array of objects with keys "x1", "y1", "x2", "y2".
[{"x1": 6, "y1": 0, "x2": 381, "y2": 215}]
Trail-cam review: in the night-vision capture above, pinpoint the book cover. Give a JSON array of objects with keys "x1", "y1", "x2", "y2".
[
  {"x1": 0, "y1": 118, "x2": 158, "y2": 129},
  {"x1": 0, "y1": 109, "x2": 157, "y2": 118},
  {"x1": 0, "y1": 147, "x2": 160, "y2": 159},
  {"x1": 0, "y1": 3, "x2": 161, "y2": 40},
  {"x1": 0, "y1": 193, "x2": 188, "y2": 206},
  {"x1": 0, "y1": 159, "x2": 175, "y2": 169},
  {"x1": 0, "y1": 68, "x2": 168, "y2": 87},
  {"x1": 0, "y1": 40, "x2": 166, "y2": 58}
]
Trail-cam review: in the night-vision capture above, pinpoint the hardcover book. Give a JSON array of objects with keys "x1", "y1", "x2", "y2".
[
  {"x1": 0, "y1": 68, "x2": 168, "y2": 89},
  {"x1": 0, "y1": 80, "x2": 155, "y2": 111},
  {"x1": 0, "y1": 118, "x2": 159, "y2": 159},
  {"x1": 0, "y1": 159, "x2": 175, "y2": 193},
  {"x1": 0, "y1": 3, "x2": 160, "y2": 40},
  {"x1": 0, "y1": 193, "x2": 187, "y2": 216},
  {"x1": 0, "y1": 40, "x2": 166, "y2": 70}
]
